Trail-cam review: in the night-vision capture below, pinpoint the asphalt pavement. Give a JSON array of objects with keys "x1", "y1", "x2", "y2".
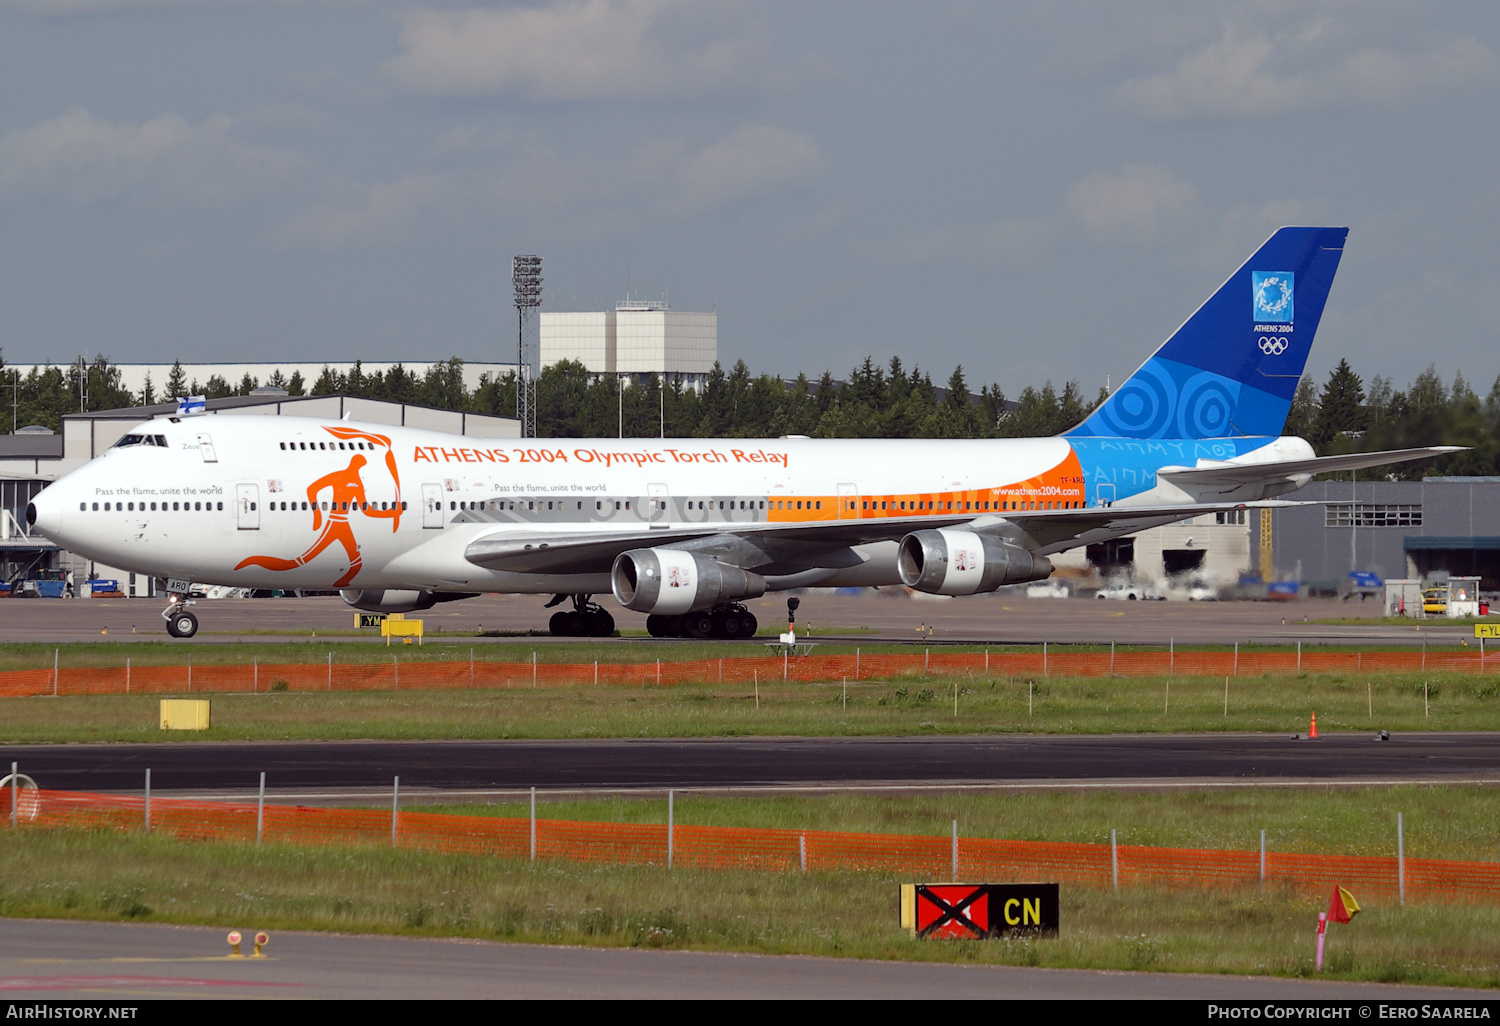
[
  {"x1": 6, "y1": 732, "x2": 1498, "y2": 799},
  {"x1": 2, "y1": 918, "x2": 1494, "y2": 1000}
]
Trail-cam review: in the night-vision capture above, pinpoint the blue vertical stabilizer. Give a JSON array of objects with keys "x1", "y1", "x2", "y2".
[{"x1": 1067, "y1": 226, "x2": 1347, "y2": 439}]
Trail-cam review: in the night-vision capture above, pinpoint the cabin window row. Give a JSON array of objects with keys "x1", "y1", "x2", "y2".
[
  {"x1": 268, "y1": 501, "x2": 408, "y2": 512},
  {"x1": 279, "y1": 441, "x2": 377, "y2": 451},
  {"x1": 447, "y1": 500, "x2": 635, "y2": 511},
  {"x1": 859, "y1": 499, "x2": 1082, "y2": 511},
  {"x1": 83, "y1": 501, "x2": 221, "y2": 511}
]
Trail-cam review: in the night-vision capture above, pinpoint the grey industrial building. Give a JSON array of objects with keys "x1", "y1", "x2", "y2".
[{"x1": 1264, "y1": 477, "x2": 1500, "y2": 590}]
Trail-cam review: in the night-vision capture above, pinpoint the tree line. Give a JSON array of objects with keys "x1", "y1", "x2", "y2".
[
  {"x1": 0, "y1": 353, "x2": 1097, "y2": 441},
  {"x1": 3, "y1": 350, "x2": 1497, "y2": 475}
]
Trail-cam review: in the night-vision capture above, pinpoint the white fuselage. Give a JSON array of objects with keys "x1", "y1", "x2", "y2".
[{"x1": 29, "y1": 415, "x2": 1084, "y2": 594}]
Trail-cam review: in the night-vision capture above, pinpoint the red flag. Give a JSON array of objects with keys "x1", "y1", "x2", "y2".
[{"x1": 1328, "y1": 885, "x2": 1360, "y2": 924}]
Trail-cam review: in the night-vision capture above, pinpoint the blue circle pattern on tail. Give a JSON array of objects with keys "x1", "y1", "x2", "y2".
[
  {"x1": 1067, "y1": 226, "x2": 1347, "y2": 441},
  {"x1": 1087, "y1": 360, "x2": 1242, "y2": 440}
]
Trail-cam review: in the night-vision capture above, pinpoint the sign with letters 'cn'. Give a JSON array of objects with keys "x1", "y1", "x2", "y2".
[{"x1": 900, "y1": 883, "x2": 1059, "y2": 939}]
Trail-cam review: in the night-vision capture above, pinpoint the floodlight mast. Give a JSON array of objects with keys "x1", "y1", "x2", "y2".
[{"x1": 512, "y1": 255, "x2": 543, "y2": 438}]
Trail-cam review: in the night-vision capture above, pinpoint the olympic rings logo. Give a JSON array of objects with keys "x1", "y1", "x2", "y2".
[{"x1": 1258, "y1": 336, "x2": 1289, "y2": 355}]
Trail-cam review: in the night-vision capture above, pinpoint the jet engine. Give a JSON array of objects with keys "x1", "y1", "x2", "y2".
[
  {"x1": 339, "y1": 589, "x2": 478, "y2": 613},
  {"x1": 897, "y1": 529, "x2": 1053, "y2": 595},
  {"x1": 611, "y1": 548, "x2": 766, "y2": 614}
]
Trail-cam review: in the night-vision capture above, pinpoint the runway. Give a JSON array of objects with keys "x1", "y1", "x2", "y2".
[
  {"x1": 0, "y1": 592, "x2": 1475, "y2": 647},
  {"x1": 6, "y1": 733, "x2": 1498, "y2": 798},
  {"x1": 1, "y1": 918, "x2": 1493, "y2": 1000}
]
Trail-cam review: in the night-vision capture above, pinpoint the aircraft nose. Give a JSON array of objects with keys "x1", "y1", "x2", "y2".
[{"x1": 27, "y1": 487, "x2": 63, "y2": 540}]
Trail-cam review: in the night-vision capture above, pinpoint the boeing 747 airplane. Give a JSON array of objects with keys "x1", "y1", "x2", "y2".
[{"x1": 25, "y1": 227, "x2": 1457, "y2": 638}]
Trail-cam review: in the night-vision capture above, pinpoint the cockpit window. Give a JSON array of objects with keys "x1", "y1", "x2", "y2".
[{"x1": 113, "y1": 434, "x2": 168, "y2": 449}]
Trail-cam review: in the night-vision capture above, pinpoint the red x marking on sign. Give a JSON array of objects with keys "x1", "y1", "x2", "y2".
[{"x1": 916, "y1": 885, "x2": 989, "y2": 938}]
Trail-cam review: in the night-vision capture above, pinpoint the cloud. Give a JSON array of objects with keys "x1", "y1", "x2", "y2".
[
  {"x1": 387, "y1": 0, "x2": 769, "y2": 100},
  {"x1": 907, "y1": 220, "x2": 1050, "y2": 264},
  {"x1": 0, "y1": 107, "x2": 297, "y2": 205},
  {"x1": 670, "y1": 124, "x2": 820, "y2": 211},
  {"x1": 272, "y1": 174, "x2": 447, "y2": 250},
  {"x1": 1067, "y1": 164, "x2": 1196, "y2": 241},
  {"x1": 1117, "y1": 28, "x2": 1496, "y2": 120}
]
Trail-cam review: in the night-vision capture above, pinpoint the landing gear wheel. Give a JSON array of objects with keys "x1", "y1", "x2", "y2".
[
  {"x1": 166, "y1": 610, "x2": 198, "y2": 639},
  {"x1": 739, "y1": 612, "x2": 758, "y2": 637},
  {"x1": 646, "y1": 614, "x2": 672, "y2": 638},
  {"x1": 684, "y1": 612, "x2": 715, "y2": 639},
  {"x1": 549, "y1": 594, "x2": 617, "y2": 637}
]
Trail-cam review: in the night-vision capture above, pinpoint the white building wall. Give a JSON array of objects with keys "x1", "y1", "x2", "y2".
[
  {"x1": 663, "y1": 312, "x2": 718, "y2": 375},
  {"x1": 540, "y1": 307, "x2": 715, "y2": 385},
  {"x1": 1050, "y1": 512, "x2": 1252, "y2": 587},
  {"x1": 1129, "y1": 513, "x2": 1252, "y2": 587},
  {"x1": 540, "y1": 312, "x2": 614, "y2": 373},
  {"x1": 615, "y1": 310, "x2": 666, "y2": 375}
]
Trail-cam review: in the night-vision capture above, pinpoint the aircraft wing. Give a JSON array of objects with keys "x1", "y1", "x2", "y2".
[
  {"x1": 1157, "y1": 446, "x2": 1464, "y2": 488},
  {"x1": 463, "y1": 499, "x2": 1304, "y2": 574}
]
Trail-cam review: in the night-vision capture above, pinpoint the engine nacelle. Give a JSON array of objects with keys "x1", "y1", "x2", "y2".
[
  {"x1": 611, "y1": 548, "x2": 766, "y2": 614},
  {"x1": 340, "y1": 589, "x2": 439, "y2": 614},
  {"x1": 897, "y1": 529, "x2": 1053, "y2": 595}
]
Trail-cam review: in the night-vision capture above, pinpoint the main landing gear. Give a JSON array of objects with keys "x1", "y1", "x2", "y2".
[
  {"x1": 646, "y1": 603, "x2": 758, "y2": 640},
  {"x1": 162, "y1": 595, "x2": 199, "y2": 638},
  {"x1": 545, "y1": 594, "x2": 616, "y2": 638}
]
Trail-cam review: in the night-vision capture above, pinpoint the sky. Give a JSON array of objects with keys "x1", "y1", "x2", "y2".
[{"x1": 1, "y1": 1, "x2": 1497, "y2": 397}]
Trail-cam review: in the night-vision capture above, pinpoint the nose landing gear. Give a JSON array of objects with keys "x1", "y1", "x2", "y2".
[
  {"x1": 162, "y1": 594, "x2": 199, "y2": 638},
  {"x1": 545, "y1": 594, "x2": 616, "y2": 637}
]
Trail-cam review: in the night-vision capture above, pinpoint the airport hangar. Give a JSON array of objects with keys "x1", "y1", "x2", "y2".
[{"x1": 0, "y1": 390, "x2": 521, "y2": 596}]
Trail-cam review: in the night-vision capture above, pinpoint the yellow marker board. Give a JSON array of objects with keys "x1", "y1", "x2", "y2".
[
  {"x1": 1476, "y1": 624, "x2": 1500, "y2": 639},
  {"x1": 160, "y1": 699, "x2": 211, "y2": 730},
  {"x1": 382, "y1": 617, "x2": 423, "y2": 645}
]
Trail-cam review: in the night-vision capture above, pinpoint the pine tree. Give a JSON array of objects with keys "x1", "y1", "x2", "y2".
[
  {"x1": 1284, "y1": 375, "x2": 1319, "y2": 441},
  {"x1": 1312, "y1": 359, "x2": 1366, "y2": 450},
  {"x1": 165, "y1": 360, "x2": 187, "y2": 399},
  {"x1": 310, "y1": 367, "x2": 342, "y2": 395}
]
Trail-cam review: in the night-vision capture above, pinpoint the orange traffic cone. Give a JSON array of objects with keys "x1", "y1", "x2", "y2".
[{"x1": 1309, "y1": 711, "x2": 1319, "y2": 739}]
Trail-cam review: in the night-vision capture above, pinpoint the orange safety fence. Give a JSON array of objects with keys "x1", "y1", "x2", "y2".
[
  {"x1": 1, "y1": 647, "x2": 1497, "y2": 698},
  {"x1": 6, "y1": 788, "x2": 1499, "y2": 904}
]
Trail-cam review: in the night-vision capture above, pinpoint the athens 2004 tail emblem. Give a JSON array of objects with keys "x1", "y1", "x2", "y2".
[{"x1": 236, "y1": 426, "x2": 403, "y2": 587}]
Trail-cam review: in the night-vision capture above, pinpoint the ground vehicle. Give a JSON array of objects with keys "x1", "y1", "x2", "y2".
[
  {"x1": 1423, "y1": 587, "x2": 1447, "y2": 615},
  {"x1": 1097, "y1": 581, "x2": 1160, "y2": 601},
  {"x1": 1025, "y1": 580, "x2": 1069, "y2": 599}
]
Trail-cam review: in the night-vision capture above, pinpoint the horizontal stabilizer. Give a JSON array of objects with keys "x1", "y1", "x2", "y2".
[{"x1": 1157, "y1": 446, "x2": 1465, "y2": 487}]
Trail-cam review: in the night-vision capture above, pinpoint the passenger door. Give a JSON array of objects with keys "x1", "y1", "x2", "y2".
[
  {"x1": 422, "y1": 482, "x2": 444, "y2": 529},
  {"x1": 837, "y1": 482, "x2": 859, "y2": 519},
  {"x1": 235, "y1": 483, "x2": 260, "y2": 530},
  {"x1": 648, "y1": 483, "x2": 670, "y2": 529}
]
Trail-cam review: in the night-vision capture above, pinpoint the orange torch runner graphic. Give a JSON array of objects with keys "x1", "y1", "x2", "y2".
[{"x1": 236, "y1": 427, "x2": 402, "y2": 588}]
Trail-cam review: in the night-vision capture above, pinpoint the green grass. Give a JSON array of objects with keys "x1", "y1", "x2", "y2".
[
  {"x1": 1, "y1": 823, "x2": 1495, "y2": 986},
  {"x1": 0, "y1": 638, "x2": 931, "y2": 672},
  {"x1": 420, "y1": 785, "x2": 1500, "y2": 863},
  {"x1": 3, "y1": 668, "x2": 1497, "y2": 742}
]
